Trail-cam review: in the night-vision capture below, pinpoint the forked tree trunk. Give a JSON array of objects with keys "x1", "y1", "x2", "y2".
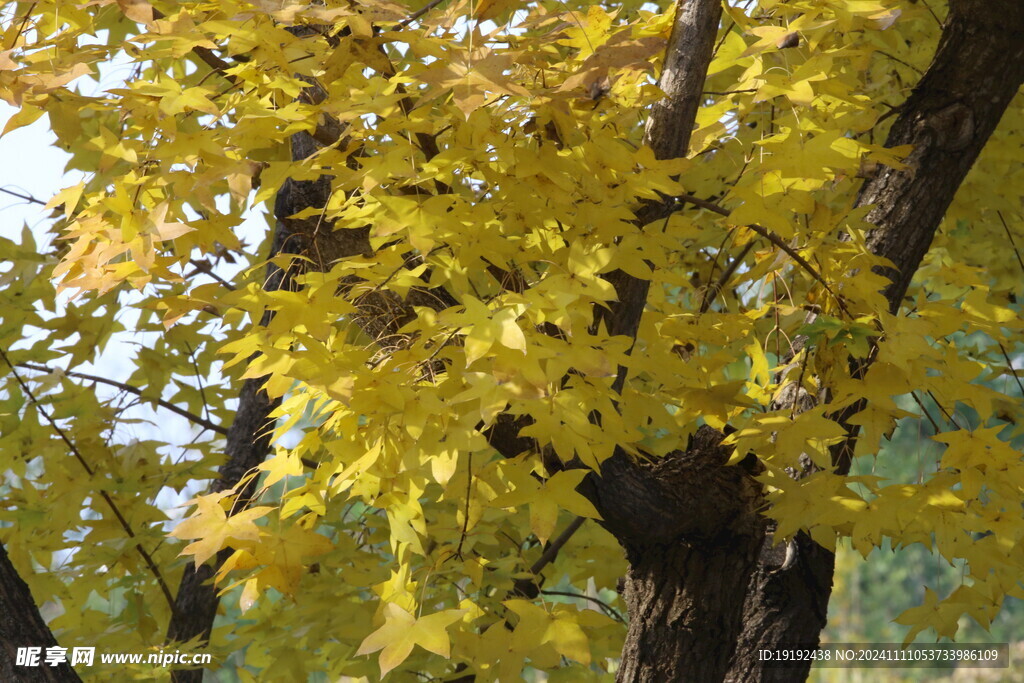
[
  {"x1": 581, "y1": 427, "x2": 765, "y2": 682},
  {"x1": 3, "y1": 3, "x2": 1022, "y2": 683},
  {"x1": 583, "y1": 1, "x2": 1024, "y2": 681}
]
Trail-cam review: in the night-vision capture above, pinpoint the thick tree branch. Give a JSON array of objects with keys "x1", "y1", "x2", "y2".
[
  {"x1": 576, "y1": 0, "x2": 733, "y2": 559},
  {"x1": 165, "y1": 164, "x2": 310, "y2": 681},
  {"x1": 643, "y1": 1, "x2": 724, "y2": 162},
  {"x1": 162, "y1": 94, "x2": 454, "y2": 682},
  {"x1": 728, "y1": 3, "x2": 1024, "y2": 679},
  {"x1": 859, "y1": 0, "x2": 1024, "y2": 314},
  {"x1": 599, "y1": 0, "x2": 723, "y2": 353},
  {"x1": 581, "y1": 427, "x2": 761, "y2": 548}
]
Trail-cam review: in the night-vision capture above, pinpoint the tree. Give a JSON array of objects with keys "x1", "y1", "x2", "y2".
[{"x1": 1, "y1": 0, "x2": 1022, "y2": 680}]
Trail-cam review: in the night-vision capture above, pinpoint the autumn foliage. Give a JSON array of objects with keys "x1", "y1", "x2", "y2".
[{"x1": 1, "y1": 0, "x2": 1023, "y2": 680}]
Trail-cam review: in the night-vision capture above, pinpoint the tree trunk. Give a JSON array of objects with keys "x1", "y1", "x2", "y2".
[
  {"x1": 725, "y1": 2, "x2": 1024, "y2": 680},
  {"x1": 725, "y1": 532, "x2": 835, "y2": 683},
  {"x1": 165, "y1": 138, "x2": 316, "y2": 682},
  {"x1": 581, "y1": 427, "x2": 764, "y2": 682},
  {"x1": 0, "y1": 541, "x2": 81, "y2": 681},
  {"x1": 618, "y1": 539, "x2": 762, "y2": 683},
  {"x1": 164, "y1": 377, "x2": 281, "y2": 652}
]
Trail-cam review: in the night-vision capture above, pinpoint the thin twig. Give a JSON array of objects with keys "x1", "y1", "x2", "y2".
[
  {"x1": 186, "y1": 258, "x2": 237, "y2": 290},
  {"x1": 675, "y1": 193, "x2": 849, "y2": 317},
  {"x1": 0, "y1": 186, "x2": 46, "y2": 205},
  {"x1": 16, "y1": 362, "x2": 227, "y2": 435},
  {"x1": 455, "y1": 452, "x2": 473, "y2": 559},
  {"x1": 541, "y1": 589, "x2": 626, "y2": 623},
  {"x1": 704, "y1": 232, "x2": 733, "y2": 296},
  {"x1": 1, "y1": 349, "x2": 177, "y2": 612},
  {"x1": 10, "y1": 2, "x2": 37, "y2": 51},
  {"x1": 918, "y1": 0, "x2": 942, "y2": 25},
  {"x1": 926, "y1": 389, "x2": 962, "y2": 430},
  {"x1": 703, "y1": 88, "x2": 758, "y2": 96},
  {"x1": 700, "y1": 242, "x2": 752, "y2": 313},
  {"x1": 182, "y1": 341, "x2": 213, "y2": 426},
  {"x1": 530, "y1": 515, "x2": 586, "y2": 575},
  {"x1": 711, "y1": 20, "x2": 736, "y2": 59},
  {"x1": 997, "y1": 342, "x2": 1024, "y2": 399},
  {"x1": 394, "y1": 0, "x2": 447, "y2": 30},
  {"x1": 790, "y1": 346, "x2": 812, "y2": 420},
  {"x1": 996, "y1": 211, "x2": 1024, "y2": 276},
  {"x1": 909, "y1": 391, "x2": 942, "y2": 434},
  {"x1": 875, "y1": 50, "x2": 923, "y2": 75}
]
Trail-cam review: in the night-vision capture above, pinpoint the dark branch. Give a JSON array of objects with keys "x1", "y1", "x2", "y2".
[
  {"x1": 0, "y1": 186, "x2": 46, "y2": 205},
  {"x1": 0, "y1": 350, "x2": 176, "y2": 612},
  {"x1": 16, "y1": 362, "x2": 228, "y2": 435},
  {"x1": 728, "y1": 2, "x2": 1024, "y2": 679}
]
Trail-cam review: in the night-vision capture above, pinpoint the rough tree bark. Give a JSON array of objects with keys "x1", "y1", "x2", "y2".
[
  {"x1": 581, "y1": 2, "x2": 766, "y2": 680},
  {"x1": 582, "y1": 428, "x2": 764, "y2": 682},
  {"x1": 161, "y1": 1, "x2": 1024, "y2": 682},
  {"x1": 0, "y1": 542, "x2": 81, "y2": 681}
]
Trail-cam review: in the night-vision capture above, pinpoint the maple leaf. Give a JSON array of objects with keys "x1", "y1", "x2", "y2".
[
  {"x1": 170, "y1": 492, "x2": 273, "y2": 566},
  {"x1": 356, "y1": 604, "x2": 465, "y2": 676},
  {"x1": 418, "y1": 47, "x2": 529, "y2": 118},
  {"x1": 144, "y1": 201, "x2": 195, "y2": 241}
]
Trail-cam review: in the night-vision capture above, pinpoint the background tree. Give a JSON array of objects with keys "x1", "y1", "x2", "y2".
[{"x1": 1, "y1": 0, "x2": 1022, "y2": 681}]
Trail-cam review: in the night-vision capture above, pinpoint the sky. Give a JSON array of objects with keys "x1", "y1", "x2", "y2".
[{"x1": 0, "y1": 103, "x2": 77, "y2": 243}]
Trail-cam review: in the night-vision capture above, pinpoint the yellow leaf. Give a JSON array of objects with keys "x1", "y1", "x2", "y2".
[
  {"x1": 44, "y1": 181, "x2": 86, "y2": 220},
  {"x1": 543, "y1": 470, "x2": 602, "y2": 520},
  {"x1": 117, "y1": 0, "x2": 153, "y2": 23},
  {"x1": 239, "y1": 578, "x2": 259, "y2": 613},
  {"x1": 530, "y1": 497, "x2": 558, "y2": 544},
  {"x1": 2, "y1": 103, "x2": 45, "y2": 137},
  {"x1": 170, "y1": 492, "x2": 273, "y2": 566},
  {"x1": 495, "y1": 308, "x2": 527, "y2": 353},
  {"x1": 356, "y1": 604, "x2": 464, "y2": 677},
  {"x1": 257, "y1": 451, "x2": 304, "y2": 490},
  {"x1": 146, "y1": 202, "x2": 194, "y2": 241},
  {"x1": 545, "y1": 617, "x2": 591, "y2": 665}
]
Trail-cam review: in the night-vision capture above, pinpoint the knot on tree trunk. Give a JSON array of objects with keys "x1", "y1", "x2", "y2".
[
  {"x1": 583, "y1": 428, "x2": 767, "y2": 682},
  {"x1": 587, "y1": 426, "x2": 764, "y2": 550}
]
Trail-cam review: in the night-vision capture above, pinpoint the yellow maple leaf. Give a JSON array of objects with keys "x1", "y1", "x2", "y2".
[
  {"x1": 170, "y1": 492, "x2": 272, "y2": 566},
  {"x1": 357, "y1": 603, "x2": 465, "y2": 677},
  {"x1": 145, "y1": 201, "x2": 194, "y2": 241}
]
